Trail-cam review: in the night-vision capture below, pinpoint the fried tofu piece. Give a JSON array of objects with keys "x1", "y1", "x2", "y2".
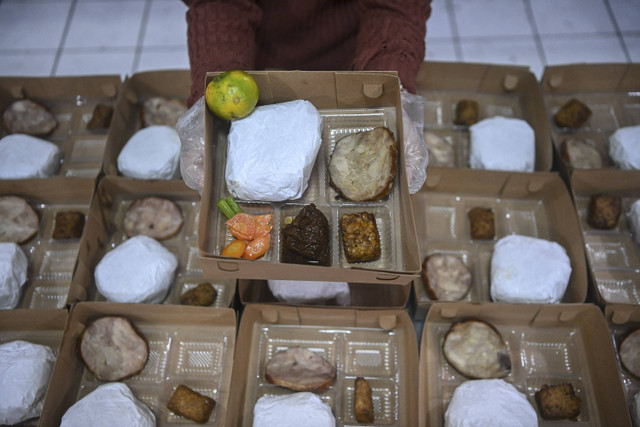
[
  {"x1": 468, "y1": 207, "x2": 495, "y2": 240},
  {"x1": 167, "y1": 384, "x2": 215, "y2": 424},
  {"x1": 341, "y1": 212, "x2": 381, "y2": 263},
  {"x1": 180, "y1": 282, "x2": 217, "y2": 306},
  {"x1": 52, "y1": 211, "x2": 85, "y2": 240},
  {"x1": 535, "y1": 383, "x2": 581, "y2": 420},
  {"x1": 354, "y1": 377, "x2": 374, "y2": 423},
  {"x1": 587, "y1": 194, "x2": 621, "y2": 229}
]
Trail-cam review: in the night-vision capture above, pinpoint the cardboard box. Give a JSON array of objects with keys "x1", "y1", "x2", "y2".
[
  {"x1": 102, "y1": 69, "x2": 190, "y2": 177},
  {"x1": 238, "y1": 279, "x2": 411, "y2": 309},
  {"x1": 419, "y1": 302, "x2": 631, "y2": 426},
  {"x1": 226, "y1": 304, "x2": 419, "y2": 426},
  {"x1": 570, "y1": 171, "x2": 640, "y2": 306},
  {"x1": 414, "y1": 61, "x2": 553, "y2": 171},
  {"x1": 39, "y1": 302, "x2": 236, "y2": 426},
  {"x1": 605, "y1": 304, "x2": 640, "y2": 426},
  {"x1": 199, "y1": 71, "x2": 420, "y2": 285},
  {"x1": 540, "y1": 63, "x2": 640, "y2": 184},
  {"x1": 0, "y1": 75, "x2": 121, "y2": 179},
  {"x1": 410, "y1": 168, "x2": 588, "y2": 319},
  {"x1": 0, "y1": 309, "x2": 68, "y2": 426},
  {"x1": 0, "y1": 178, "x2": 95, "y2": 309},
  {"x1": 69, "y1": 176, "x2": 236, "y2": 307}
]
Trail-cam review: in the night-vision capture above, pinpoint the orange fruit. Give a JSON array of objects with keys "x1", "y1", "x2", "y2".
[{"x1": 205, "y1": 70, "x2": 259, "y2": 121}]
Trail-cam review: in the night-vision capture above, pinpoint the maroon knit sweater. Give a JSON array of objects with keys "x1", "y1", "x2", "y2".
[{"x1": 182, "y1": 0, "x2": 431, "y2": 106}]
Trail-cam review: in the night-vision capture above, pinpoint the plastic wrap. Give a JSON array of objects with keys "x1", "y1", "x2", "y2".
[
  {"x1": 401, "y1": 90, "x2": 429, "y2": 194},
  {"x1": 177, "y1": 96, "x2": 206, "y2": 193}
]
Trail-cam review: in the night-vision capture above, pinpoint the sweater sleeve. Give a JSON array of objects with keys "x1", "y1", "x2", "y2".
[
  {"x1": 182, "y1": 0, "x2": 262, "y2": 106},
  {"x1": 351, "y1": 0, "x2": 431, "y2": 93}
]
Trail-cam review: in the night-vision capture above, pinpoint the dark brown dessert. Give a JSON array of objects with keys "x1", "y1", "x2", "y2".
[
  {"x1": 554, "y1": 98, "x2": 591, "y2": 129},
  {"x1": 454, "y1": 99, "x2": 479, "y2": 126},
  {"x1": 282, "y1": 204, "x2": 330, "y2": 265},
  {"x1": 587, "y1": 194, "x2": 621, "y2": 229},
  {"x1": 52, "y1": 211, "x2": 85, "y2": 240},
  {"x1": 468, "y1": 207, "x2": 495, "y2": 239}
]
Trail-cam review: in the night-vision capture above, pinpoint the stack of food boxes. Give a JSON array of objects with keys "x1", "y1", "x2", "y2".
[{"x1": 1, "y1": 63, "x2": 638, "y2": 426}]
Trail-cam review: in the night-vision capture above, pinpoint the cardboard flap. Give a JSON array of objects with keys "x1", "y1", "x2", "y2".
[{"x1": 542, "y1": 63, "x2": 640, "y2": 93}]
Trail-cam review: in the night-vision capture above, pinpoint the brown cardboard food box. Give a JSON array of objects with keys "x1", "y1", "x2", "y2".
[
  {"x1": 0, "y1": 178, "x2": 95, "y2": 309},
  {"x1": 605, "y1": 304, "x2": 640, "y2": 426},
  {"x1": 101, "y1": 69, "x2": 190, "y2": 178},
  {"x1": 420, "y1": 302, "x2": 631, "y2": 426},
  {"x1": 410, "y1": 168, "x2": 588, "y2": 319},
  {"x1": 226, "y1": 304, "x2": 418, "y2": 426},
  {"x1": 39, "y1": 302, "x2": 236, "y2": 426},
  {"x1": 415, "y1": 61, "x2": 553, "y2": 171},
  {"x1": 570, "y1": 171, "x2": 640, "y2": 306},
  {"x1": 69, "y1": 176, "x2": 236, "y2": 307},
  {"x1": 0, "y1": 309, "x2": 68, "y2": 426},
  {"x1": 199, "y1": 71, "x2": 420, "y2": 285},
  {"x1": 237, "y1": 279, "x2": 411, "y2": 309},
  {"x1": 540, "y1": 63, "x2": 640, "y2": 184},
  {"x1": 0, "y1": 75, "x2": 121, "y2": 179}
]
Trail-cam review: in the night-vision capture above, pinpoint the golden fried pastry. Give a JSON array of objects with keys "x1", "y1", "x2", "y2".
[
  {"x1": 454, "y1": 99, "x2": 479, "y2": 126},
  {"x1": 179, "y1": 282, "x2": 217, "y2": 306},
  {"x1": 354, "y1": 377, "x2": 374, "y2": 423},
  {"x1": 587, "y1": 194, "x2": 621, "y2": 229},
  {"x1": 341, "y1": 212, "x2": 381, "y2": 263},
  {"x1": 535, "y1": 383, "x2": 581, "y2": 420},
  {"x1": 554, "y1": 99, "x2": 591, "y2": 129},
  {"x1": 167, "y1": 384, "x2": 216, "y2": 424}
]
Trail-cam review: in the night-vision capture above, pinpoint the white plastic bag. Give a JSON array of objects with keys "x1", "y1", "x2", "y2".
[{"x1": 176, "y1": 96, "x2": 206, "y2": 193}]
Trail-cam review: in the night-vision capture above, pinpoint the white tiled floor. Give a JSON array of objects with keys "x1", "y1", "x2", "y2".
[{"x1": 0, "y1": 0, "x2": 637, "y2": 80}]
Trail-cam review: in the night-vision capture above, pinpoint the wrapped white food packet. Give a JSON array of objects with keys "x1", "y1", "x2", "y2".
[
  {"x1": 0, "y1": 242, "x2": 28, "y2": 309},
  {"x1": 267, "y1": 280, "x2": 350, "y2": 305},
  {"x1": 609, "y1": 125, "x2": 640, "y2": 170},
  {"x1": 470, "y1": 116, "x2": 535, "y2": 172},
  {"x1": 253, "y1": 392, "x2": 335, "y2": 427},
  {"x1": 0, "y1": 134, "x2": 62, "y2": 179},
  {"x1": 118, "y1": 125, "x2": 181, "y2": 179},
  {"x1": 226, "y1": 100, "x2": 322, "y2": 202},
  {"x1": 629, "y1": 199, "x2": 640, "y2": 245}
]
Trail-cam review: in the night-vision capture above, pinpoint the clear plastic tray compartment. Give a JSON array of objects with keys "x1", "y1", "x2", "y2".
[
  {"x1": 211, "y1": 107, "x2": 405, "y2": 272},
  {"x1": 244, "y1": 324, "x2": 406, "y2": 427},
  {"x1": 428, "y1": 321, "x2": 598, "y2": 426},
  {"x1": 75, "y1": 323, "x2": 234, "y2": 426},
  {"x1": 576, "y1": 195, "x2": 640, "y2": 304}
]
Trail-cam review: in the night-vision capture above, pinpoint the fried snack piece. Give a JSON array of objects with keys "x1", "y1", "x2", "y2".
[
  {"x1": 422, "y1": 254, "x2": 472, "y2": 301},
  {"x1": 265, "y1": 347, "x2": 336, "y2": 392},
  {"x1": 0, "y1": 196, "x2": 39, "y2": 244},
  {"x1": 123, "y1": 196, "x2": 183, "y2": 240},
  {"x1": 554, "y1": 99, "x2": 591, "y2": 129},
  {"x1": 52, "y1": 211, "x2": 85, "y2": 240},
  {"x1": 341, "y1": 212, "x2": 381, "y2": 263},
  {"x1": 180, "y1": 282, "x2": 217, "y2": 306},
  {"x1": 454, "y1": 99, "x2": 479, "y2": 126},
  {"x1": 561, "y1": 138, "x2": 602, "y2": 169},
  {"x1": 141, "y1": 97, "x2": 187, "y2": 128},
  {"x1": 86, "y1": 103, "x2": 114, "y2": 130},
  {"x1": 79, "y1": 316, "x2": 148, "y2": 381},
  {"x1": 535, "y1": 383, "x2": 581, "y2": 420},
  {"x1": 468, "y1": 207, "x2": 495, "y2": 240},
  {"x1": 3, "y1": 99, "x2": 58, "y2": 136},
  {"x1": 354, "y1": 377, "x2": 374, "y2": 423},
  {"x1": 619, "y1": 328, "x2": 640, "y2": 379},
  {"x1": 587, "y1": 194, "x2": 621, "y2": 229},
  {"x1": 443, "y1": 319, "x2": 511, "y2": 379},
  {"x1": 167, "y1": 384, "x2": 216, "y2": 424}
]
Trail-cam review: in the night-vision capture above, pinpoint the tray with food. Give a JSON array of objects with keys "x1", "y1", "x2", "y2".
[
  {"x1": 0, "y1": 75, "x2": 121, "y2": 179},
  {"x1": 226, "y1": 304, "x2": 418, "y2": 426},
  {"x1": 199, "y1": 71, "x2": 420, "y2": 285},
  {"x1": 101, "y1": 70, "x2": 190, "y2": 180},
  {"x1": 39, "y1": 302, "x2": 236, "y2": 426},
  {"x1": 410, "y1": 168, "x2": 588, "y2": 319},
  {"x1": 605, "y1": 305, "x2": 640, "y2": 427},
  {"x1": 0, "y1": 178, "x2": 95, "y2": 309},
  {"x1": 0, "y1": 309, "x2": 67, "y2": 426},
  {"x1": 541, "y1": 63, "x2": 640, "y2": 182},
  {"x1": 69, "y1": 176, "x2": 236, "y2": 307},
  {"x1": 570, "y1": 172, "x2": 640, "y2": 306},
  {"x1": 419, "y1": 303, "x2": 631, "y2": 426},
  {"x1": 414, "y1": 61, "x2": 552, "y2": 172}
]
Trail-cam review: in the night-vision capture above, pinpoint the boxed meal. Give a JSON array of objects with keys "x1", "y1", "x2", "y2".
[
  {"x1": 0, "y1": 75, "x2": 121, "y2": 179},
  {"x1": 39, "y1": 302, "x2": 236, "y2": 426},
  {"x1": 605, "y1": 304, "x2": 640, "y2": 426},
  {"x1": 570, "y1": 171, "x2": 640, "y2": 306},
  {"x1": 541, "y1": 63, "x2": 640, "y2": 183},
  {"x1": 226, "y1": 304, "x2": 418, "y2": 426},
  {"x1": 414, "y1": 61, "x2": 553, "y2": 171},
  {"x1": 0, "y1": 309, "x2": 68, "y2": 426},
  {"x1": 237, "y1": 279, "x2": 411, "y2": 309},
  {"x1": 410, "y1": 168, "x2": 588, "y2": 319},
  {"x1": 199, "y1": 71, "x2": 420, "y2": 285},
  {"x1": 419, "y1": 302, "x2": 631, "y2": 426},
  {"x1": 0, "y1": 178, "x2": 95, "y2": 309},
  {"x1": 69, "y1": 176, "x2": 236, "y2": 307},
  {"x1": 102, "y1": 69, "x2": 190, "y2": 179}
]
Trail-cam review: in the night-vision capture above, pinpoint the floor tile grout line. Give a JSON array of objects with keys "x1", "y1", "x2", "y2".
[
  {"x1": 131, "y1": 0, "x2": 153, "y2": 76},
  {"x1": 444, "y1": 0, "x2": 463, "y2": 61},
  {"x1": 602, "y1": 0, "x2": 632, "y2": 62},
  {"x1": 51, "y1": 0, "x2": 77, "y2": 77}
]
